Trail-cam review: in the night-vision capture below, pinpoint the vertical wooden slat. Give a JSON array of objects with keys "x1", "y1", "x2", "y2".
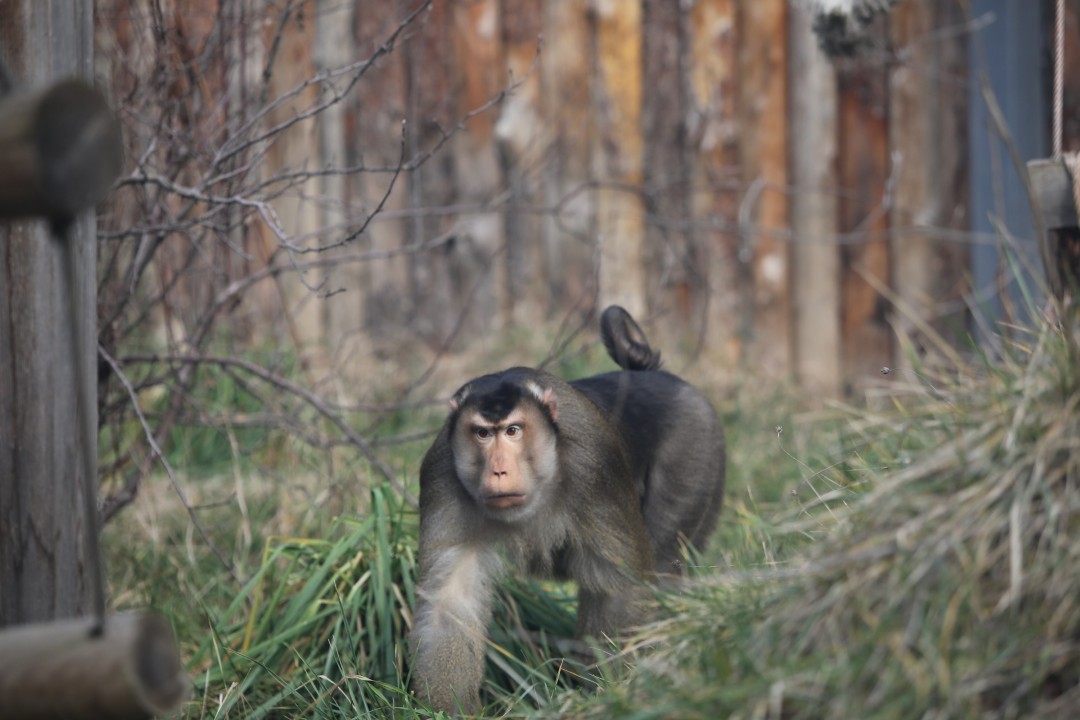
[
  {"x1": 498, "y1": 0, "x2": 545, "y2": 325},
  {"x1": 262, "y1": 0, "x2": 322, "y2": 351},
  {"x1": 449, "y1": 0, "x2": 506, "y2": 337},
  {"x1": 838, "y1": 59, "x2": 892, "y2": 388},
  {"x1": 315, "y1": 0, "x2": 360, "y2": 353},
  {"x1": 642, "y1": 0, "x2": 699, "y2": 332},
  {"x1": 737, "y1": 0, "x2": 791, "y2": 374},
  {"x1": 593, "y1": 0, "x2": 646, "y2": 317},
  {"x1": 789, "y1": 2, "x2": 841, "y2": 398},
  {"x1": 404, "y1": 0, "x2": 456, "y2": 345},
  {"x1": 889, "y1": 0, "x2": 969, "y2": 352},
  {"x1": 352, "y1": 1, "x2": 410, "y2": 344},
  {"x1": 542, "y1": 0, "x2": 593, "y2": 316},
  {"x1": 691, "y1": 0, "x2": 742, "y2": 366}
]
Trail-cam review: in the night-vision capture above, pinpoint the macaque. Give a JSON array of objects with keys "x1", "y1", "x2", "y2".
[{"x1": 410, "y1": 306, "x2": 725, "y2": 713}]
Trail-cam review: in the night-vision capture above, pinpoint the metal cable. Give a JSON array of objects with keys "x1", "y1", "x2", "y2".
[{"x1": 1054, "y1": 0, "x2": 1065, "y2": 158}]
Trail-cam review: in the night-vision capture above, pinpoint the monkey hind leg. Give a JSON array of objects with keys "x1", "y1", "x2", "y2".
[{"x1": 642, "y1": 414, "x2": 726, "y2": 579}]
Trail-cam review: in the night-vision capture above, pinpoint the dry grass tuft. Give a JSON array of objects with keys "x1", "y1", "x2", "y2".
[{"x1": 555, "y1": 319, "x2": 1080, "y2": 719}]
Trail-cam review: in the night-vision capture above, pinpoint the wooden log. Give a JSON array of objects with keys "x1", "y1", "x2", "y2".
[
  {"x1": 1029, "y1": 157, "x2": 1080, "y2": 298},
  {"x1": 0, "y1": 79, "x2": 122, "y2": 224},
  {"x1": 0, "y1": 611, "x2": 186, "y2": 719}
]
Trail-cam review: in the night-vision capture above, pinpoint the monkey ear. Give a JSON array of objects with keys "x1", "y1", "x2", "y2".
[
  {"x1": 450, "y1": 384, "x2": 471, "y2": 412},
  {"x1": 542, "y1": 387, "x2": 558, "y2": 422}
]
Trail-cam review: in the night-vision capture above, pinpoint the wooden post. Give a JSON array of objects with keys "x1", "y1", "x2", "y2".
[
  {"x1": 1, "y1": 0, "x2": 101, "y2": 629},
  {"x1": 0, "y1": 612, "x2": 187, "y2": 719}
]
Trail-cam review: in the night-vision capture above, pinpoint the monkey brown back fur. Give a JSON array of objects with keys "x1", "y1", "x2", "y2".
[{"x1": 411, "y1": 306, "x2": 725, "y2": 714}]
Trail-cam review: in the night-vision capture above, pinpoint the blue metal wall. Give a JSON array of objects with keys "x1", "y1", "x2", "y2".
[{"x1": 967, "y1": 0, "x2": 1049, "y2": 333}]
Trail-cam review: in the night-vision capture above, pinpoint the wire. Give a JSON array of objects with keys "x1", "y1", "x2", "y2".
[{"x1": 1054, "y1": 0, "x2": 1064, "y2": 158}]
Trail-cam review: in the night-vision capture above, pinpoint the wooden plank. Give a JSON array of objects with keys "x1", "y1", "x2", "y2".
[
  {"x1": 593, "y1": 0, "x2": 646, "y2": 317},
  {"x1": 736, "y1": 0, "x2": 791, "y2": 374},
  {"x1": 315, "y1": 0, "x2": 362, "y2": 354},
  {"x1": 889, "y1": 0, "x2": 969, "y2": 351},
  {"x1": 690, "y1": 0, "x2": 742, "y2": 367},
  {"x1": 351, "y1": 0, "x2": 411, "y2": 348},
  {"x1": 261, "y1": 0, "x2": 323, "y2": 351},
  {"x1": 404, "y1": 0, "x2": 457, "y2": 346},
  {"x1": 449, "y1": 0, "x2": 506, "y2": 338},
  {"x1": 499, "y1": 0, "x2": 545, "y2": 326},
  {"x1": 789, "y1": 2, "x2": 841, "y2": 398},
  {"x1": 837, "y1": 58, "x2": 892, "y2": 388},
  {"x1": 642, "y1": 0, "x2": 698, "y2": 333},
  {"x1": 541, "y1": 0, "x2": 593, "y2": 316}
]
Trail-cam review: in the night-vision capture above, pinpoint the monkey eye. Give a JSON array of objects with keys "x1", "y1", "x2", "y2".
[
  {"x1": 473, "y1": 427, "x2": 492, "y2": 441},
  {"x1": 504, "y1": 424, "x2": 523, "y2": 438}
]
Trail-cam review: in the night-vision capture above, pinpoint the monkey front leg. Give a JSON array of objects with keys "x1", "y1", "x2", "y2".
[
  {"x1": 575, "y1": 585, "x2": 648, "y2": 642},
  {"x1": 410, "y1": 545, "x2": 501, "y2": 714}
]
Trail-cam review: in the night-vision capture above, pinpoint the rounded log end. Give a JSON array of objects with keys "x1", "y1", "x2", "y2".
[
  {"x1": 1028, "y1": 158, "x2": 1078, "y2": 230},
  {"x1": 130, "y1": 612, "x2": 188, "y2": 715},
  {"x1": 34, "y1": 79, "x2": 123, "y2": 220}
]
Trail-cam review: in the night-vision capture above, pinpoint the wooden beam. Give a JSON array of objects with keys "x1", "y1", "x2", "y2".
[
  {"x1": 0, "y1": 612, "x2": 187, "y2": 719},
  {"x1": 0, "y1": 80, "x2": 121, "y2": 226}
]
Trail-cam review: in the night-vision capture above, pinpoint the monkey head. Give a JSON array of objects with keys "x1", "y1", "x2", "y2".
[{"x1": 447, "y1": 369, "x2": 560, "y2": 523}]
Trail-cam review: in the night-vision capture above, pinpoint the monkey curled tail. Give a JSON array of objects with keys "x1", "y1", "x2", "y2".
[{"x1": 411, "y1": 306, "x2": 725, "y2": 714}]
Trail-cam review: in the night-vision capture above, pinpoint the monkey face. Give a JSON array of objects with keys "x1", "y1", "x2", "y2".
[{"x1": 450, "y1": 396, "x2": 559, "y2": 523}]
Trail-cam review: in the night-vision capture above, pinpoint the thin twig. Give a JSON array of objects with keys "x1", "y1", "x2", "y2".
[{"x1": 98, "y1": 345, "x2": 241, "y2": 581}]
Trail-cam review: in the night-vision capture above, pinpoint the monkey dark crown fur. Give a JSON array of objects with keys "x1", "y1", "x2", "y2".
[{"x1": 410, "y1": 305, "x2": 726, "y2": 714}]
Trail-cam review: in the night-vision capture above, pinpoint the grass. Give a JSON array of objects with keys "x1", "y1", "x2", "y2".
[
  {"x1": 548, "y1": 321, "x2": 1080, "y2": 719},
  {"x1": 104, "y1": 316, "x2": 1080, "y2": 718}
]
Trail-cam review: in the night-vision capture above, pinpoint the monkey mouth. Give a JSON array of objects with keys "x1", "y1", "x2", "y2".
[{"x1": 484, "y1": 493, "x2": 527, "y2": 509}]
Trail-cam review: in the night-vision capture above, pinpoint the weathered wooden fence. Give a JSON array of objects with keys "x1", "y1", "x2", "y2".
[{"x1": 93, "y1": 0, "x2": 1066, "y2": 396}]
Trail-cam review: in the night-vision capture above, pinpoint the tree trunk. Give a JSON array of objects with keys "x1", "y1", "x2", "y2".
[{"x1": 0, "y1": 0, "x2": 97, "y2": 628}]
